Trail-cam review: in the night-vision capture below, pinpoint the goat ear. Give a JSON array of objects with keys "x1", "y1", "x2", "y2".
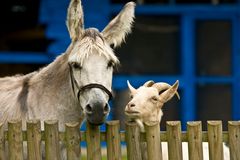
[
  {"x1": 127, "y1": 80, "x2": 137, "y2": 94},
  {"x1": 66, "y1": 0, "x2": 84, "y2": 41},
  {"x1": 102, "y1": 2, "x2": 135, "y2": 48},
  {"x1": 143, "y1": 80, "x2": 155, "y2": 87},
  {"x1": 159, "y1": 80, "x2": 180, "y2": 103}
]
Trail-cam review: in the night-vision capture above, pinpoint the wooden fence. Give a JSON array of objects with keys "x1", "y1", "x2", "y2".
[{"x1": 0, "y1": 120, "x2": 239, "y2": 160}]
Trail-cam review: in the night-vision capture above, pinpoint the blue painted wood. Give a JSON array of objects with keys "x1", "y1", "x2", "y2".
[
  {"x1": 181, "y1": 15, "x2": 196, "y2": 129},
  {"x1": 232, "y1": 15, "x2": 240, "y2": 120},
  {"x1": 111, "y1": 4, "x2": 240, "y2": 15},
  {"x1": 82, "y1": 0, "x2": 110, "y2": 30},
  {"x1": 113, "y1": 75, "x2": 183, "y2": 90},
  {"x1": 0, "y1": 52, "x2": 53, "y2": 64}
]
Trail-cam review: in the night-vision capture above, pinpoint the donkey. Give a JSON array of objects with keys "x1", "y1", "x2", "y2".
[{"x1": 0, "y1": 0, "x2": 135, "y2": 131}]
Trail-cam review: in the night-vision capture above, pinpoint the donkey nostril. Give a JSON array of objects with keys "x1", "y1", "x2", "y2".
[
  {"x1": 86, "y1": 104, "x2": 93, "y2": 114},
  {"x1": 104, "y1": 104, "x2": 109, "y2": 113}
]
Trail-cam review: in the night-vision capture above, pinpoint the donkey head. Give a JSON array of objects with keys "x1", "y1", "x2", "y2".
[{"x1": 67, "y1": 0, "x2": 135, "y2": 125}]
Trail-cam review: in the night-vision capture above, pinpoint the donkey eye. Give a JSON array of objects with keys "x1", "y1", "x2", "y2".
[
  {"x1": 107, "y1": 60, "x2": 114, "y2": 68},
  {"x1": 71, "y1": 62, "x2": 82, "y2": 70}
]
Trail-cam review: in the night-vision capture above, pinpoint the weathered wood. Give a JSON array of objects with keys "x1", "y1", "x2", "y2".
[
  {"x1": 228, "y1": 121, "x2": 240, "y2": 160},
  {"x1": 44, "y1": 120, "x2": 60, "y2": 160},
  {"x1": 86, "y1": 122, "x2": 101, "y2": 160},
  {"x1": 27, "y1": 120, "x2": 42, "y2": 160},
  {"x1": 65, "y1": 122, "x2": 81, "y2": 160},
  {"x1": 0, "y1": 122, "x2": 5, "y2": 160},
  {"x1": 187, "y1": 121, "x2": 203, "y2": 160},
  {"x1": 166, "y1": 121, "x2": 182, "y2": 160},
  {"x1": 145, "y1": 122, "x2": 162, "y2": 160},
  {"x1": 8, "y1": 120, "x2": 23, "y2": 160},
  {"x1": 207, "y1": 121, "x2": 223, "y2": 160},
  {"x1": 106, "y1": 120, "x2": 121, "y2": 160},
  {"x1": 125, "y1": 121, "x2": 142, "y2": 160}
]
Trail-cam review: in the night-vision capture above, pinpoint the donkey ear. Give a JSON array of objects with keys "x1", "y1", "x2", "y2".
[
  {"x1": 66, "y1": 0, "x2": 84, "y2": 41},
  {"x1": 102, "y1": 2, "x2": 135, "y2": 48}
]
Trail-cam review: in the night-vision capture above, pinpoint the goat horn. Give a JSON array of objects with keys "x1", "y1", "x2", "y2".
[
  {"x1": 127, "y1": 80, "x2": 137, "y2": 94},
  {"x1": 143, "y1": 80, "x2": 155, "y2": 87},
  {"x1": 153, "y1": 80, "x2": 180, "y2": 100},
  {"x1": 159, "y1": 80, "x2": 180, "y2": 103}
]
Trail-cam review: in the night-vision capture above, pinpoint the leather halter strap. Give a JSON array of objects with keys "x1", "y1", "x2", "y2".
[
  {"x1": 69, "y1": 64, "x2": 113, "y2": 101},
  {"x1": 77, "y1": 83, "x2": 113, "y2": 100}
]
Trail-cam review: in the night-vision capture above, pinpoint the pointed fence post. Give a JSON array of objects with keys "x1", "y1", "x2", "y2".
[
  {"x1": 166, "y1": 121, "x2": 182, "y2": 160},
  {"x1": 187, "y1": 121, "x2": 203, "y2": 160},
  {"x1": 207, "y1": 121, "x2": 223, "y2": 160},
  {"x1": 0, "y1": 122, "x2": 5, "y2": 160},
  {"x1": 27, "y1": 119, "x2": 42, "y2": 160},
  {"x1": 44, "y1": 120, "x2": 60, "y2": 160},
  {"x1": 86, "y1": 122, "x2": 101, "y2": 160},
  {"x1": 106, "y1": 120, "x2": 121, "y2": 160},
  {"x1": 8, "y1": 120, "x2": 23, "y2": 160},
  {"x1": 228, "y1": 121, "x2": 240, "y2": 160},
  {"x1": 145, "y1": 122, "x2": 162, "y2": 160},
  {"x1": 65, "y1": 122, "x2": 81, "y2": 160},
  {"x1": 125, "y1": 121, "x2": 142, "y2": 160}
]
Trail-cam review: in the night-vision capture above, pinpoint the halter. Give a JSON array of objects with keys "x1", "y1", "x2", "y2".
[{"x1": 69, "y1": 64, "x2": 113, "y2": 101}]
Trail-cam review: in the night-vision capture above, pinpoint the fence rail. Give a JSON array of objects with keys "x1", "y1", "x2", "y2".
[{"x1": 0, "y1": 120, "x2": 239, "y2": 160}]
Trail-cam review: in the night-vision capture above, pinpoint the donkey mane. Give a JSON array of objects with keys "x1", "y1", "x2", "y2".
[{"x1": 68, "y1": 28, "x2": 119, "y2": 66}]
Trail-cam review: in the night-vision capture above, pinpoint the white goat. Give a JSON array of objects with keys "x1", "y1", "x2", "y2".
[{"x1": 125, "y1": 80, "x2": 229, "y2": 160}]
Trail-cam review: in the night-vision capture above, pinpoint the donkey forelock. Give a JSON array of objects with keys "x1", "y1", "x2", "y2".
[{"x1": 68, "y1": 28, "x2": 119, "y2": 66}]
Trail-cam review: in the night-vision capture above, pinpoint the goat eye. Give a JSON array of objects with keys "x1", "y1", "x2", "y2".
[
  {"x1": 130, "y1": 95, "x2": 134, "y2": 99},
  {"x1": 71, "y1": 62, "x2": 82, "y2": 70},
  {"x1": 152, "y1": 96, "x2": 158, "y2": 101}
]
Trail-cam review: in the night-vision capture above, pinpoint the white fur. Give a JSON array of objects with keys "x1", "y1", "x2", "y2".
[{"x1": 125, "y1": 80, "x2": 230, "y2": 160}]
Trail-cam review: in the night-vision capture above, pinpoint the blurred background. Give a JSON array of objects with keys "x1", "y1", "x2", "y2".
[{"x1": 0, "y1": 0, "x2": 239, "y2": 131}]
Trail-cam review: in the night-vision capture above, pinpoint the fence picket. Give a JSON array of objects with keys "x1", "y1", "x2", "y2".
[
  {"x1": 187, "y1": 121, "x2": 203, "y2": 160},
  {"x1": 27, "y1": 120, "x2": 41, "y2": 160},
  {"x1": 65, "y1": 122, "x2": 81, "y2": 160},
  {"x1": 106, "y1": 120, "x2": 121, "y2": 160},
  {"x1": 228, "y1": 121, "x2": 240, "y2": 160},
  {"x1": 145, "y1": 122, "x2": 162, "y2": 160},
  {"x1": 1, "y1": 120, "x2": 240, "y2": 159},
  {"x1": 207, "y1": 121, "x2": 223, "y2": 160},
  {"x1": 0, "y1": 122, "x2": 5, "y2": 160},
  {"x1": 125, "y1": 121, "x2": 142, "y2": 160},
  {"x1": 44, "y1": 120, "x2": 60, "y2": 160},
  {"x1": 86, "y1": 122, "x2": 101, "y2": 160},
  {"x1": 8, "y1": 120, "x2": 23, "y2": 160},
  {"x1": 166, "y1": 121, "x2": 182, "y2": 160}
]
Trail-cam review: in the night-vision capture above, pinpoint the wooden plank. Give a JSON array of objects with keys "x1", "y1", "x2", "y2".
[
  {"x1": 8, "y1": 120, "x2": 23, "y2": 160},
  {"x1": 145, "y1": 122, "x2": 162, "y2": 160},
  {"x1": 228, "y1": 121, "x2": 240, "y2": 160},
  {"x1": 187, "y1": 121, "x2": 203, "y2": 160},
  {"x1": 44, "y1": 120, "x2": 60, "y2": 160},
  {"x1": 106, "y1": 120, "x2": 121, "y2": 160},
  {"x1": 27, "y1": 120, "x2": 42, "y2": 160},
  {"x1": 207, "y1": 121, "x2": 223, "y2": 160},
  {"x1": 86, "y1": 122, "x2": 101, "y2": 160},
  {"x1": 65, "y1": 122, "x2": 81, "y2": 160},
  {"x1": 125, "y1": 121, "x2": 142, "y2": 160},
  {"x1": 0, "y1": 122, "x2": 6, "y2": 160},
  {"x1": 166, "y1": 121, "x2": 182, "y2": 160}
]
